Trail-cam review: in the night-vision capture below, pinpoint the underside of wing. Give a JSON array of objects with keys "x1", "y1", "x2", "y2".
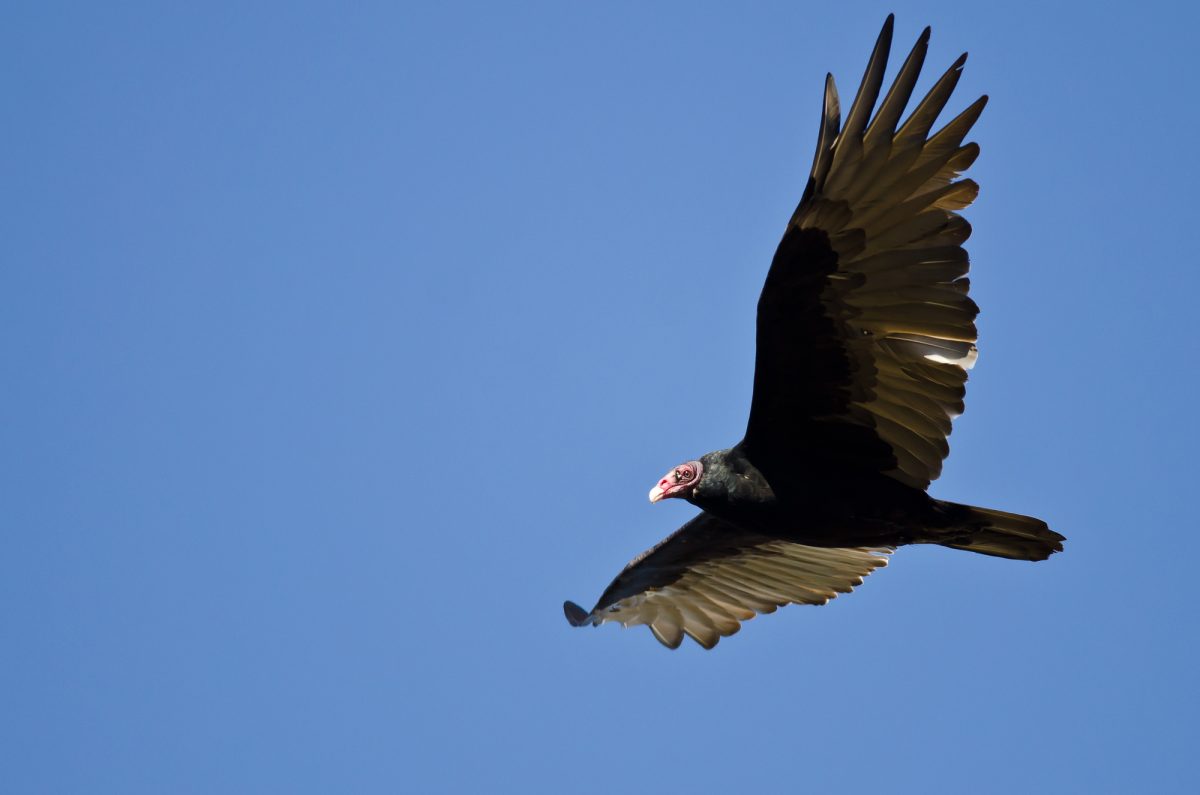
[
  {"x1": 564, "y1": 513, "x2": 891, "y2": 649},
  {"x1": 745, "y1": 16, "x2": 985, "y2": 490}
]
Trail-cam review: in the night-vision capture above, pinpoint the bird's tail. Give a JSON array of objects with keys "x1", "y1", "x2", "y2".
[{"x1": 932, "y1": 501, "x2": 1064, "y2": 561}]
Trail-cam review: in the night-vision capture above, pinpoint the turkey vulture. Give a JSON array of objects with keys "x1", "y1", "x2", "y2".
[{"x1": 563, "y1": 16, "x2": 1064, "y2": 650}]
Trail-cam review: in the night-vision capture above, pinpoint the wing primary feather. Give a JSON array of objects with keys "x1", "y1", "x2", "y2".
[
  {"x1": 864, "y1": 26, "x2": 930, "y2": 146},
  {"x1": 683, "y1": 587, "x2": 747, "y2": 631},
  {"x1": 720, "y1": 562, "x2": 805, "y2": 602},
  {"x1": 847, "y1": 28, "x2": 932, "y2": 206},
  {"x1": 837, "y1": 16, "x2": 894, "y2": 144},
  {"x1": 701, "y1": 572, "x2": 780, "y2": 612},
  {"x1": 854, "y1": 178, "x2": 979, "y2": 234},
  {"x1": 896, "y1": 53, "x2": 968, "y2": 145},
  {"x1": 805, "y1": 73, "x2": 842, "y2": 203},
  {"x1": 916, "y1": 96, "x2": 989, "y2": 172},
  {"x1": 649, "y1": 604, "x2": 685, "y2": 649},
  {"x1": 689, "y1": 582, "x2": 758, "y2": 622},
  {"x1": 824, "y1": 16, "x2": 894, "y2": 197}
]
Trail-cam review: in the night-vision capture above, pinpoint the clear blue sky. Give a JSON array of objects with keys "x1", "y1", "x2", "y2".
[{"x1": 5, "y1": 1, "x2": 1198, "y2": 792}]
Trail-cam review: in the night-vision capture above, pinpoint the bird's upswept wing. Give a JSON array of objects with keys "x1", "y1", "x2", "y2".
[
  {"x1": 743, "y1": 16, "x2": 985, "y2": 490},
  {"x1": 564, "y1": 512, "x2": 891, "y2": 649}
]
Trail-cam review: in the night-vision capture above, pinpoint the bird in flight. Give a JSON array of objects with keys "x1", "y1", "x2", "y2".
[{"x1": 563, "y1": 16, "x2": 1064, "y2": 650}]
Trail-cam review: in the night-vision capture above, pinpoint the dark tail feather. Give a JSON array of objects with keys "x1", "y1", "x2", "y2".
[{"x1": 934, "y1": 502, "x2": 1064, "y2": 561}]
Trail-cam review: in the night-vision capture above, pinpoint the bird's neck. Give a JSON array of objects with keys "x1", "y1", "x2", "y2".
[{"x1": 691, "y1": 449, "x2": 776, "y2": 520}]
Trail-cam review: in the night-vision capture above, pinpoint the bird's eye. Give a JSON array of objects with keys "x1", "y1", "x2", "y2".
[{"x1": 681, "y1": 469, "x2": 693, "y2": 481}]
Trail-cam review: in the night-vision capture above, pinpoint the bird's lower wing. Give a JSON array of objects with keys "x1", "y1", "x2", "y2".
[{"x1": 564, "y1": 513, "x2": 891, "y2": 649}]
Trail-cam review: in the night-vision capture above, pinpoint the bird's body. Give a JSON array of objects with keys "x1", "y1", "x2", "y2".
[
  {"x1": 689, "y1": 444, "x2": 1028, "y2": 553},
  {"x1": 564, "y1": 17, "x2": 1064, "y2": 650}
]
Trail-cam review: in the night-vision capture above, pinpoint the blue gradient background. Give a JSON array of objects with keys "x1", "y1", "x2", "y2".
[{"x1": 5, "y1": 2, "x2": 1197, "y2": 792}]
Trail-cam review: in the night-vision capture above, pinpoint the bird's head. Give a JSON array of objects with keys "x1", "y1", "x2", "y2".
[{"x1": 649, "y1": 460, "x2": 704, "y2": 503}]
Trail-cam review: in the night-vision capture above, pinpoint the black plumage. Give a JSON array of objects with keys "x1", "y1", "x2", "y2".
[{"x1": 563, "y1": 17, "x2": 1064, "y2": 650}]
